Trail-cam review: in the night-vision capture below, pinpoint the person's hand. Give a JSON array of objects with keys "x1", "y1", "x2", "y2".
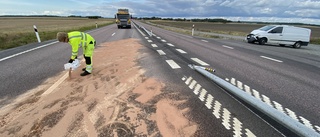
[{"x1": 68, "y1": 59, "x2": 74, "y2": 63}]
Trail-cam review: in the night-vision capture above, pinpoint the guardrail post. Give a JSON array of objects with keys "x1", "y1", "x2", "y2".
[{"x1": 192, "y1": 24, "x2": 195, "y2": 36}]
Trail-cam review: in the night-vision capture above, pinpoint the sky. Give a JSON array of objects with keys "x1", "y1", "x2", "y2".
[{"x1": 1, "y1": 0, "x2": 320, "y2": 25}]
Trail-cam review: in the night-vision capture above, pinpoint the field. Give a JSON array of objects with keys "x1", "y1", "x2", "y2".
[
  {"x1": 148, "y1": 20, "x2": 320, "y2": 44},
  {"x1": 0, "y1": 17, "x2": 115, "y2": 50}
]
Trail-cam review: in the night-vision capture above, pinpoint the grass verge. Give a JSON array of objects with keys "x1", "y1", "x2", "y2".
[
  {"x1": 0, "y1": 22, "x2": 114, "y2": 50},
  {"x1": 146, "y1": 20, "x2": 320, "y2": 45}
]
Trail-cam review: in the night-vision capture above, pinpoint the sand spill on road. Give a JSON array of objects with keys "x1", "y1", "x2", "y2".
[{"x1": 0, "y1": 38, "x2": 197, "y2": 136}]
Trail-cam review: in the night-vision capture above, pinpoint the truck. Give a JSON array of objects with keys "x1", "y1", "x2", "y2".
[
  {"x1": 246, "y1": 25, "x2": 311, "y2": 48},
  {"x1": 115, "y1": 9, "x2": 131, "y2": 29}
]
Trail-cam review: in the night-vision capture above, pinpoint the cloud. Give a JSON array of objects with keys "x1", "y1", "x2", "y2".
[{"x1": 1, "y1": 0, "x2": 319, "y2": 25}]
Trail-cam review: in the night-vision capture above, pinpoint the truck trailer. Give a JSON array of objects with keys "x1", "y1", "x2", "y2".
[{"x1": 115, "y1": 9, "x2": 131, "y2": 29}]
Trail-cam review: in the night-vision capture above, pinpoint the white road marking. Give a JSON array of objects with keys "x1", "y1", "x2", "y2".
[
  {"x1": 176, "y1": 49, "x2": 187, "y2": 54},
  {"x1": 147, "y1": 40, "x2": 153, "y2": 43},
  {"x1": 222, "y1": 108, "x2": 231, "y2": 130},
  {"x1": 252, "y1": 89, "x2": 262, "y2": 101},
  {"x1": 182, "y1": 76, "x2": 256, "y2": 136},
  {"x1": 213, "y1": 101, "x2": 222, "y2": 118},
  {"x1": 237, "y1": 81, "x2": 243, "y2": 90},
  {"x1": 205, "y1": 94, "x2": 214, "y2": 109},
  {"x1": 145, "y1": 37, "x2": 149, "y2": 39},
  {"x1": 315, "y1": 125, "x2": 320, "y2": 132},
  {"x1": 201, "y1": 40, "x2": 208, "y2": 42},
  {"x1": 244, "y1": 85, "x2": 252, "y2": 95},
  {"x1": 134, "y1": 24, "x2": 146, "y2": 36},
  {"x1": 112, "y1": 33, "x2": 116, "y2": 36},
  {"x1": 233, "y1": 118, "x2": 243, "y2": 137},
  {"x1": 167, "y1": 43, "x2": 175, "y2": 47},
  {"x1": 299, "y1": 116, "x2": 314, "y2": 129},
  {"x1": 151, "y1": 44, "x2": 158, "y2": 47},
  {"x1": 245, "y1": 129, "x2": 256, "y2": 137},
  {"x1": 222, "y1": 45, "x2": 234, "y2": 49},
  {"x1": 161, "y1": 39, "x2": 167, "y2": 42},
  {"x1": 165, "y1": 60, "x2": 181, "y2": 69},
  {"x1": 273, "y1": 101, "x2": 285, "y2": 113},
  {"x1": 262, "y1": 95, "x2": 272, "y2": 106},
  {"x1": 0, "y1": 41, "x2": 59, "y2": 62},
  {"x1": 182, "y1": 76, "x2": 187, "y2": 81},
  {"x1": 189, "y1": 80, "x2": 197, "y2": 89},
  {"x1": 156, "y1": 50, "x2": 166, "y2": 55},
  {"x1": 199, "y1": 89, "x2": 207, "y2": 102},
  {"x1": 185, "y1": 77, "x2": 193, "y2": 85},
  {"x1": 230, "y1": 78, "x2": 236, "y2": 85},
  {"x1": 191, "y1": 58, "x2": 209, "y2": 66},
  {"x1": 157, "y1": 37, "x2": 161, "y2": 39},
  {"x1": 194, "y1": 84, "x2": 201, "y2": 95},
  {"x1": 260, "y1": 56, "x2": 283, "y2": 63},
  {"x1": 285, "y1": 108, "x2": 298, "y2": 121}
]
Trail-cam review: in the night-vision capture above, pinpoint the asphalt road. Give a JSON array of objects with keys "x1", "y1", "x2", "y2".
[
  {"x1": 133, "y1": 20, "x2": 320, "y2": 136},
  {"x1": 1, "y1": 20, "x2": 319, "y2": 136}
]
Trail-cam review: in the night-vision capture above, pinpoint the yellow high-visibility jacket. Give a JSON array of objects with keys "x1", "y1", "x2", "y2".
[{"x1": 68, "y1": 31, "x2": 95, "y2": 59}]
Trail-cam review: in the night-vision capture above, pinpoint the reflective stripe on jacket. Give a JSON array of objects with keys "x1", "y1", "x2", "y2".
[{"x1": 68, "y1": 31, "x2": 95, "y2": 59}]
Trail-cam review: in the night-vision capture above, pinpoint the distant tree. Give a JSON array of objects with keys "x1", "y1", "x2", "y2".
[{"x1": 87, "y1": 16, "x2": 102, "y2": 19}]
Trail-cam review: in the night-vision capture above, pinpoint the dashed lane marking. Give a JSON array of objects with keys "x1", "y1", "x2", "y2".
[
  {"x1": 156, "y1": 50, "x2": 166, "y2": 55},
  {"x1": 145, "y1": 37, "x2": 149, "y2": 39},
  {"x1": 147, "y1": 40, "x2": 153, "y2": 43},
  {"x1": 194, "y1": 84, "x2": 202, "y2": 95},
  {"x1": 199, "y1": 89, "x2": 207, "y2": 102},
  {"x1": 260, "y1": 56, "x2": 283, "y2": 63},
  {"x1": 161, "y1": 39, "x2": 167, "y2": 42},
  {"x1": 151, "y1": 44, "x2": 158, "y2": 48},
  {"x1": 176, "y1": 49, "x2": 187, "y2": 54},
  {"x1": 233, "y1": 118, "x2": 243, "y2": 137},
  {"x1": 167, "y1": 43, "x2": 175, "y2": 47},
  {"x1": 157, "y1": 37, "x2": 161, "y2": 39},
  {"x1": 165, "y1": 60, "x2": 181, "y2": 69},
  {"x1": 191, "y1": 58, "x2": 209, "y2": 66},
  {"x1": 201, "y1": 40, "x2": 209, "y2": 42},
  {"x1": 222, "y1": 108, "x2": 232, "y2": 130},
  {"x1": 112, "y1": 33, "x2": 116, "y2": 36},
  {"x1": 205, "y1": 94, "x2": 214, "y2": 109},
  {"x1": 222, "y1": 45, "x2": 234, "y2": 49}
]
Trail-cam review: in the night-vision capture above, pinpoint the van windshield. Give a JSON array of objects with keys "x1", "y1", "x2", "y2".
[{"x1": 259, "y1": 25, "x2": 275, "y2": 31}]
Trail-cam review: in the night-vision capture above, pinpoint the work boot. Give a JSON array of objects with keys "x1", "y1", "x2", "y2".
[
  {"x1": 82, "y1": 68, "x2": 86, "y2": 71},
  {"x1": 80, "y1": 71, "x2": 91, "y2": 76}
]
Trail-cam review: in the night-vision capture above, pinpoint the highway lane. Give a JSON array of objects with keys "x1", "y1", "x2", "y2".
[
  {"x1": 0, "y1": 24, "x2": 139, "y2": 106},
  {"x1": 0, "y1": 20, "x2": 315, "y2": 136},
  {"x1": 134, "y1": 22, "x2": 285, "y2": 136},
  {"x1": 134, "y1": 20, "x2": 320, "y2": 136}
]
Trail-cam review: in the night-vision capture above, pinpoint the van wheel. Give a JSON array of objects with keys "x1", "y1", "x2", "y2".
[
  {"x1": 258, "y1": 38, "x2": 267, "y2": 45},
  {"x1": 293, "y1": 42, "x2": 301, "y2": 48}
]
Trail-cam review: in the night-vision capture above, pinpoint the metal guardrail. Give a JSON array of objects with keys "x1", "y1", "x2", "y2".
[{"x1": 190, "y1": 64, "x2": 320, "y2": 137}]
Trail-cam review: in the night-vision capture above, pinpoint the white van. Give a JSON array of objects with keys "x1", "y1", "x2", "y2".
[{"x1": 246, "y1": 25, "x2": 311, "y2": 48}]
